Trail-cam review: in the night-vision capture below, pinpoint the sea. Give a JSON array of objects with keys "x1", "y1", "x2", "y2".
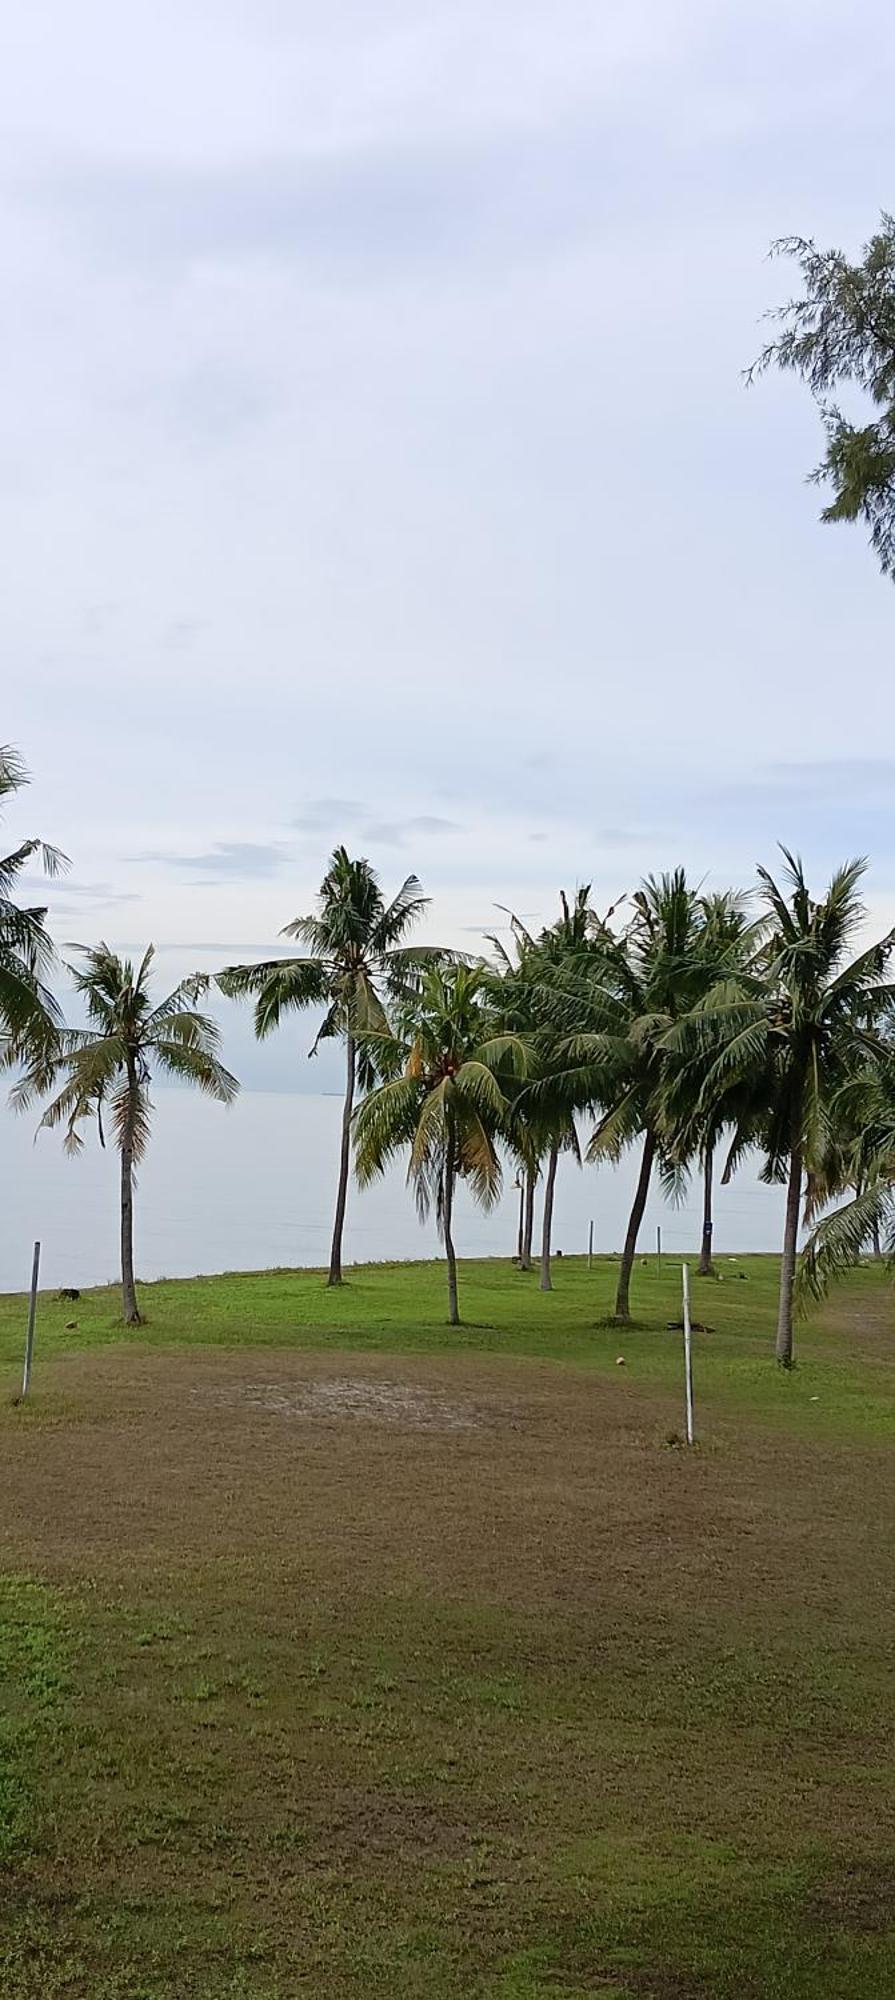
[{"x1": 0, "y1": 1088, "x2": 788, "y2": 1294}]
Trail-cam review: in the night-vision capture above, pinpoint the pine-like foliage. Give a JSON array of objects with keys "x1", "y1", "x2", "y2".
[{"x1": 752, "y1": 217, "x2": 895, "y2": 575}]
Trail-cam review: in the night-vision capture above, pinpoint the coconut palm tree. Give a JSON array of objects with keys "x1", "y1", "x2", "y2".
[
  {"x1": 353, "y1": 962, "x2": 526, "y2": 1324},
  {"x1": 217, "y1": 848, "x2": 432, "y2": 1286},
  {"x1": 531, "y1": 889, "x2": 608, "y2": 1291},
  {"x1": 16, "y1": 944, "x2": 238, "y2": 1324},
  {"x1": 675, "y1": 852, "x2": 895, "y2": 1366},
  {"x1": 659, "y1": 890, "x2": 760, "y2": 1276},
  {"x1": 798, "y1": 1049, "x2": 895, "y2": 1302},
  {"x1": 536, "y1": 872, "x2": 706, "y2": 1323},
  {"x1": 489, "y1": 890, "x2": 596, "y2": 1290},
  {"x1": 0, "y1": 744, "x2": 66, "y2": 1064},
  {"x1": 486, "y1": 921, "x2": 543, "y2": 1270}
]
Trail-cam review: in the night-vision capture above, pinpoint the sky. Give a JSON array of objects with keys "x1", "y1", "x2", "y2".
[{"x1": 3, "y1": 1, "x2": 895, "y2": 1090}]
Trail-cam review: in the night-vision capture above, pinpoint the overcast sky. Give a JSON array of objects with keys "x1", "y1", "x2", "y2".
[{"x1": 4, "y1": 2, "x2": 895, "y2": 1087}]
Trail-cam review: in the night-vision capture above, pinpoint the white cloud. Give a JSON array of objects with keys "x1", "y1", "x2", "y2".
[{"x1": 3, "y1": 0, "x2": 895, "y2": 1035}]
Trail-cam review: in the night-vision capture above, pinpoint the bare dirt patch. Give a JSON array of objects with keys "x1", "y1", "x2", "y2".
[
  {"x1": 0, "y1": 1344, "x2": 890, "y2": 1629},
  {"x1": 198, "y1": 1372, "x2": 494, "y2": 1430}
]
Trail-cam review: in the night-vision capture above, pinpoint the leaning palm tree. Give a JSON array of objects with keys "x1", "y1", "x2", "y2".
[
  {"x1": 354, "y1": 962, "x2": 526, "y2": 1324},
  {"x1": 218, "y1": 848, "x2": 431, "y2": 1286},
  {"x1": 674, "y1": 852, "x2": 895, "y2": 1366},
  {"x1": 0, "y1": 744, "x2": 67, "y2": 1065},
  {"x1": 16, "y1": 944, "x2": 238, "y2": 1324}
]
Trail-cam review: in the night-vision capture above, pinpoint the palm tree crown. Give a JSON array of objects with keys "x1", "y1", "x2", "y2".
[
  {"x1": 658, "y1": 888, "x2": 762, "y2": 1273},
  {"x1": 533, "y1": 870, "x2": 707, "y2": 1320},
  {"x1": 217, "y1": 847, "x2": 434, "y2": 1284},
  {"x1": 354, "y1": 962, "x2": 526, "y2": 1322},
  {"x1": 20, "y1": 944, "x2": 237, "y2": 1322},
  {"x1": 31, "y1": 944, "x2": 237, "y2": 1147},
  {"x1": 0, "y1": 744, "x2": 67, "y2": 1063},
  {"x1": 486, "y1": 890, "x2": 599, "y2": 1285}
]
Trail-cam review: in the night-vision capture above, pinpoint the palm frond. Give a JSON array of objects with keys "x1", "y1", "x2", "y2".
[
  {"x1": 153, "y1": 1039, "x2": 238, "y2": 1101},
  {"x1": 217, "y1": 957, "x2": 330, "y2": 1037},
  {"x1": 798, "y1": 1181, "x2": 892, "y2": 1307},
  {"x1": 354, "y1": 1075, "x2": 426, "y2": 1186},
  {"x1": 110, "y1": 1074, "x2": 154, "y2": 1166},
  {"x1": 371, "y1": 874, "x2": 429, "y2": 955},
  {"x1": 0, "y1": 745, "x2": 30, "y2": 803},
  {"x1": 452, "y1": 1059, "x2": 508, "y2": 1122}
]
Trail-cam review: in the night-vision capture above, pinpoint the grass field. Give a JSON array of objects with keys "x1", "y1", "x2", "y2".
[{"x1": 1, "y1": 1254, "x2": 893, "y2": 1997}]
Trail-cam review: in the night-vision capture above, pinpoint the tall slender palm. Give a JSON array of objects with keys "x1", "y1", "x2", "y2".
[
  {"x1": 489, "y1": 890, "x2": 595, "y2": 1290},
  {"x1": 0, "y1": 745, "x2": 66, "y2": 1064},
  {"x1": 538, "y1": 872, "x2": 706, "y2": 1323},
  {"x1": 218, "y1": 848, "x2": 431, "y2": 1286},
  {"x1": 16, "y1": 945, "x2": 238, "y2": 1324},
  {"x1": 354, "y1": 963, "x2": 526, "y2": 1324},
  {"x1": 531, "y1": 889, "x2": 602, "y2": 1291},
  {"x1": 660, "y1": 890, "x2": 759, "y2": 1276},
  {"x1": 487, "y1": 916, "x2": 544, "y2": 1270},
  {"x1": 676, "y1": 853, "x2": 895, "y2": 1365}
]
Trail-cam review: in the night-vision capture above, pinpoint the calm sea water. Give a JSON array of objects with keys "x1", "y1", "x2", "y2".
[{"x1": 0, "y1": 1089, "x2": 789, "y2": 1294}]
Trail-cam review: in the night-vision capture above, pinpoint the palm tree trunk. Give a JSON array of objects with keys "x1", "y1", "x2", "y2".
[
  {"x1": 443, "y1": 1145, "x2": 459, "y2": 1327},
  {"x1": 775, "y1": 1142, "x2": 803, "y2": 1368},
  {"x1": 120, "y1": 1065, "x2": 141, "y2": 1326},
  {"x1": 871, "y1": 1216, "x2": 883, "y2": 1262},
  {"x1": 327, "y1": 1034, "x2": 355, "y2": 1286},
  {"x1": 514, "y1": 1178, "x2": 524, "y2": 1262},
  {"x1": 539, "y1": 1142, "x2": 559, "y2": 1292},
  {"x1": 520, "y1": 1170, "x2": 535, "y2": 1270},
  {"x1": 614, "y1": 1129, "x2": 656, "y2": 1323},
  {"x1": 698, "y1": 1142, "x2": 715, "y2": 1276}
]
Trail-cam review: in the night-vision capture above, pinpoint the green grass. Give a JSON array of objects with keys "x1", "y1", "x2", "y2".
[
  {"x1": 0, "y1": 1578, "x2": 71, "y2": 1864},
  {"x1": 0, "y1": 1255, "x2": 893, "y2": 1995},
  {"x1": 2, "y1": 1253, "x2": 892, "y2": 1440}
]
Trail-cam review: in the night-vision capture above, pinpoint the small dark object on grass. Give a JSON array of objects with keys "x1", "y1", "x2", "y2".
[
  {"x1": 65, "y1": 1320, "x2": 78, "y2": 1331},
  {"x1": 59, "y1": 1288, "x2": 81, "y2": 1301},
  {"x1": 667, "y1": 1318, "x2": 714, "y2": 1334}
]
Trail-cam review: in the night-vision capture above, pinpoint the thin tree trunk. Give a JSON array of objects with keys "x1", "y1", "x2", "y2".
[
  {"x1": 698, "y1": 1142, "x2": 715, "y2": 1277},
  {"x1": 327, "y1": 1034, "x2": 355, "y2": 1286},
  {"x1": 539, "y1": 1142, "x2": 559, "y2": 1292},
  {"x1": 614, "y1": 1129, "x2": 656, "y2": 1323},
  {"x1": 443, "y1": 1145, "x2": 459, "y2": 1326},
  {"x1": 871, "y1": 1216, "x2": 883, "y2": 1262},
  {"x1": 515, "y1": 1178, "x2": 524, "y2": 1262},
  {"x1": 776, "y1": 1142, "x2": 803, "y2": 1368},
  {"x1": 520, "y1": 1169, "x2": 536, "y2": 1270},
  {"x1": 120, "y1": 1065, "x2": 141, "y2": 1325}
]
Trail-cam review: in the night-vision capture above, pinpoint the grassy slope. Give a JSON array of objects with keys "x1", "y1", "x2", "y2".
[{"x1": 0, "y1": 1256, "x2": 893, "y2": 1998}]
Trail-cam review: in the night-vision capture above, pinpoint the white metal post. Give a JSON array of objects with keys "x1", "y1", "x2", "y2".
[
  {"x1": 22, "y1": 1240, "x2": 40, "y2": 1398},
  {"x1": 682, "y1": 1261, "x2": 695, "y2": 1445}
]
